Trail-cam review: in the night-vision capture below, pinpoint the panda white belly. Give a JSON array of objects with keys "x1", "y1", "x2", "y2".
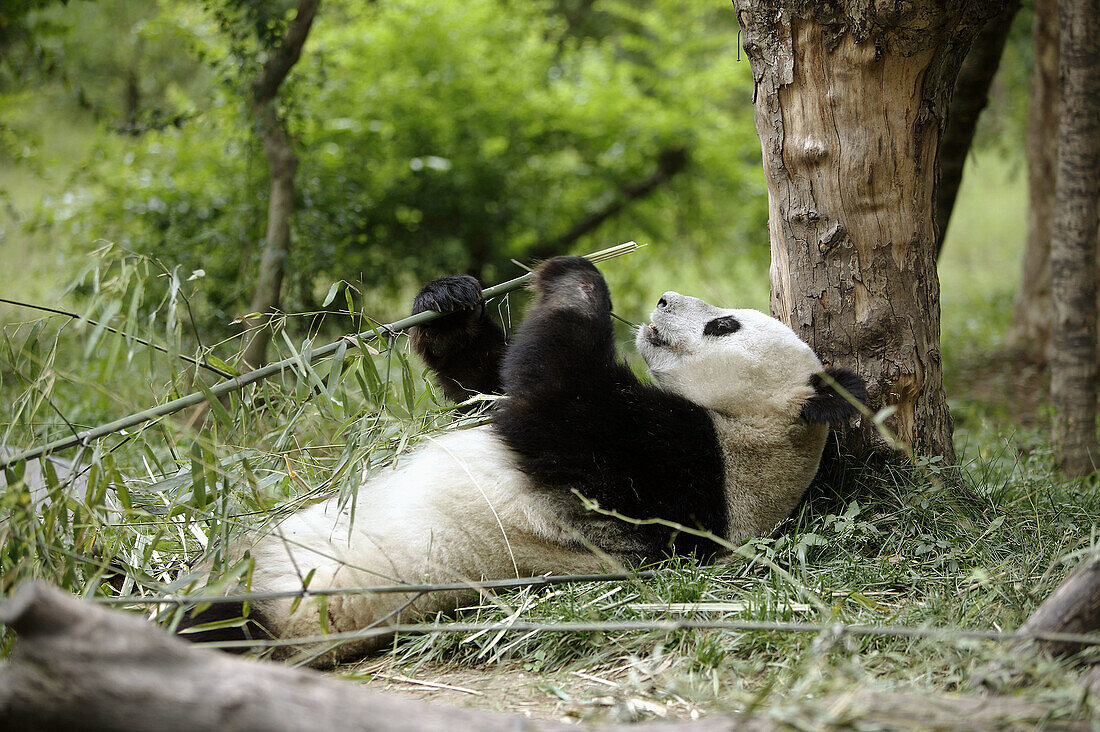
[{"x1": 246, "y1": 426, "x2": 612, "y2": 662}]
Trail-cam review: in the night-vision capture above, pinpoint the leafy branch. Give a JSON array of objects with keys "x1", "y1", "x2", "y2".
[{"x1": 0, "y1": 241, "x2": 639, "y2": 471}]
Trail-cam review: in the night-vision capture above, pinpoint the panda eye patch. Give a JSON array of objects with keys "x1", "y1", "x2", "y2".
[{"x1": 704, "y1": 316, "x2": 741, "y2": 337}]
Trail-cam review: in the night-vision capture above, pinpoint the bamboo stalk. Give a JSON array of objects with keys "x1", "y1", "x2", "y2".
[
  {"x1": 0, "y1": 243, "x2": 640, "y2": 471},
  {"x1": 97, "y1": 570, "x2": 658, "y2": 606},
  {"x1": 199, "y1": 617, "x2": 1100, "y2": 653}
]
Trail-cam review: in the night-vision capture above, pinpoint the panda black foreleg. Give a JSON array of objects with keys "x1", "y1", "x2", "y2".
[
  {"x1": 408, "y1": 275, "x2": 509, "y2": 403},
  {"x1": 495, "y1": 257, "x2": 729, "y2": 559},
  {"x1": 499, "y1": 257, "x2": 618, "y2": 396}
]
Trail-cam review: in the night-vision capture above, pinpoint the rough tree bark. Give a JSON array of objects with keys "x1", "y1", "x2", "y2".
[
  {"x1": 240, "y1": 0, "x2": 321, "y2": 368},
  {"x1": 0, "y1": 583, "x2": 1087, "y2": 731},
  {"x1": 935, "y1": 1, "x2": 1021, "y2": 254},
  {"x1": 733, "y1": 1, "x2": 1008, "y2": 462},
  {"x1": 1007, "y1": 0, "x2": 1059, "y2": 362},
  {"x1": 1050, "y1": 0, "x2": 1100, "y2": 476}
]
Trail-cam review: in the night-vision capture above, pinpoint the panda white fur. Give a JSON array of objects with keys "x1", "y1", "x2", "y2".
[{"x1": 180, "y1": 257, "x2": 866, "y2": 664}]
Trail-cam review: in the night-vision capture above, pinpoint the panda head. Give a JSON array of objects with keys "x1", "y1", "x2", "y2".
[{"x1": 635, "y1": 292, "x2": 865, "y2": 424}]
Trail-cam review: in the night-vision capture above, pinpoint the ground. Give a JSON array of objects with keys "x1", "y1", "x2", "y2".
[{"x1": 356, "y1": 661, "x2": 706, "y2": 723}]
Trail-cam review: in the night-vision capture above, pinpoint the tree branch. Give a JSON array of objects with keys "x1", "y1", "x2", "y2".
[
  {"x1": 935, "y1": 1, "x2": 1020, "y2": 256},
  {"x1": 527, "y1": 146, "x2": 688, "y2": 261},
  {"x1": 252, "y1": 0, "x2": 322, "y2": 105},
  {"x1": 1017, "y1": 558, "x2": 1100, "y2": 657}
]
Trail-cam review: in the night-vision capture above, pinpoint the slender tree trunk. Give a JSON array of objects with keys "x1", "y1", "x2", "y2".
[
  {"x1": 1007, "y1": 0, "x2": 1059, "y2": 363},
  {"x1": 733, "y1": 2, "x2": 1007, "y2": 462},
  {"x1": 240, "y1": 0, "x2": 321, "y2": 368},
  {"x1": 1050, "y1": 0, "x2": 1100, "y2": 476},
  {"x1": 242, "y1": 109, "x2": 299, "y2": 367},
  {"x1": 935, "y1": 1, "x2": 1021, "y2": 254}
]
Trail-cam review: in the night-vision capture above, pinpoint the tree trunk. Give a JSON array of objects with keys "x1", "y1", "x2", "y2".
[
  {"x1": 241, "y1": 108, "x2": 299, "y2": 368},
  {"x1": 0, "y1": 582, "x2": 1087, "y2": 732},
  {"x1": 733, "y1": 2, "x2": 1008, "y2": 462},
  {"x1": 1007, "y1": 0, "x2": 1059, "y2": 363},
  {"x1": 240, "y1": 0, "x2": 321, "y2": 368},
  {"x1": 935, "y1": 1, "x2": 1021, "y2": 254},
  {"x1": 1050, "y1": 0, "x2": 1100, "y2": 476}
]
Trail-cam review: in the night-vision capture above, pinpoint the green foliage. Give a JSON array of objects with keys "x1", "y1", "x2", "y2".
[
  {"x1": 0, "y1": 0, "x2": 69, "y2": 80},
  {"x1": 0, "y1": 243, "x2": 463, "y2": 597},
  {"x1": 2, "y1": 0, "x2": 214, "y2": 127},
  {"x1": 31, "y1": 0, "x2": 763, "y2": 331}
]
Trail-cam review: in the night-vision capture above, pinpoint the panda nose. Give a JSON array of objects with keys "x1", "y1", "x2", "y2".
[{"x1": 657, "y1": 291, "x2": 680, "y2": 310}]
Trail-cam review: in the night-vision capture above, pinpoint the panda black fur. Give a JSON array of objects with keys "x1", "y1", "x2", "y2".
[{"x1": 179, "y1": 257, "x2": 866, "y2": 664}]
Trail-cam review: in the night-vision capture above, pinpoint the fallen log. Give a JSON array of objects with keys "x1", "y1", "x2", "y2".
[
  {"x1": 0, "y1": 583, "x2": 1089, "y2": 731},
  {"x1": 1085, "y1": 664, "x2": 1100, "y2": 696},
  {"x1": 1017, "y1": 558, "x2": 1100, "y2": 657},
  {"x1": 0, "y1": 583, "x2": 563, "y2": 732}
]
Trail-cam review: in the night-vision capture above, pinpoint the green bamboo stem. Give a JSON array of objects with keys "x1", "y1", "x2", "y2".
[
  {"x1": 97, "y1": 569, "x2": 658, "y2": 606},
  {"x1": 1, "y1": 243, "x2": 639, "y2": 471},
  {"x1": 200, "y1": 617, "x2": 1100, "y2": 653}
]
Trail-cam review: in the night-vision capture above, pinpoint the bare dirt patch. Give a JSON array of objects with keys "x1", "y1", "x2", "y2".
[{"x1": 346, "y1": 659, "x2": 718, "y2": 724}]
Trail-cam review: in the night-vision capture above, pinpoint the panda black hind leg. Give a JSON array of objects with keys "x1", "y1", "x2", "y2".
[{"x1": 408, "y1": 274, "x2": 508, "y2": 403}]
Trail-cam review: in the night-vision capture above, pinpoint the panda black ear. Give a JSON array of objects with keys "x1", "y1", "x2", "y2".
[{"x1": 800, "y1": 367, "x2": 868, "y2": 424}]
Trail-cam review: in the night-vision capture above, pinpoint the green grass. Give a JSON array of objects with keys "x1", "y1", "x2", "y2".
[{"x1": 354, "y1": 447, "x2": 1096, "y2": 718}]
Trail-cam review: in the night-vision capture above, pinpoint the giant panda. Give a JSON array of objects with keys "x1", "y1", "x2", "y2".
[{"x1": 179, "y1": 256, "x2": 866, "y2": 665}]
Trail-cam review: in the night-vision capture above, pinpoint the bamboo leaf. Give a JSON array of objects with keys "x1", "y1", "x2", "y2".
[
  {"x1": 190, "y1": 442, "x2": 207, "y2": 509},
  {"x1": 327, "y1": 340, "x2": 348, "y2": 399},
  {"x1": 289, "y1": 568, "x2": 317, "y2": 615},
  {"x1": 195, "y1": 379, "x2": 235, "y2": 434},
  {"x1": 322, "y1": 281, "x2": 342, "y2": 308},
  {"x1": 205, "y1": 355, "x2": 239, "y2": 377}
]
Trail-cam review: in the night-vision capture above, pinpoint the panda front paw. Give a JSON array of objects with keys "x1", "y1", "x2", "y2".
[
  {"x1": 532, "y1": 256, "x2": 611, "y2": 315},
  {"x1": 412, "y1": 275, "x2": 485, "y2": 316}
]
